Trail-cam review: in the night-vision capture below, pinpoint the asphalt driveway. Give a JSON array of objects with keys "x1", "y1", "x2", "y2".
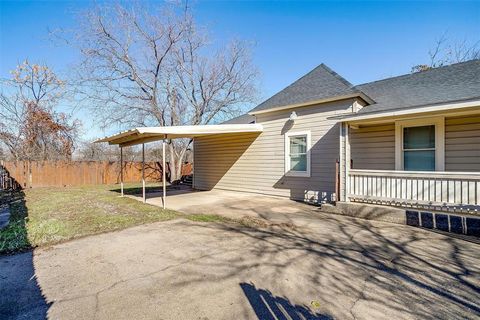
[{"x1": 1, "y1": 210, "x2": 479, "y2": 319}]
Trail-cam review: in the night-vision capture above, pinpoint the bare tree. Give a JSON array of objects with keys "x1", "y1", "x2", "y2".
[
  {"x1": 75, "y1": 141, "x2": 117, "y2": 161},
  {"x1": 0, "y1": 61, "x2": 80, "y2": 161},
  {"x1": 412, "y1": 35, "x2": 480, "y2": 72},
  {"x1": 66, "y1": 2, "x2": 258, "y2": 181}
]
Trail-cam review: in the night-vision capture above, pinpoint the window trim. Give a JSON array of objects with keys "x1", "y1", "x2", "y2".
[
  {"x1": 395, "y1": 117, "x2": 445, "y2": 171},
  {"x1": 285, "y1": 130, "x2": 311, "y2": 177}
]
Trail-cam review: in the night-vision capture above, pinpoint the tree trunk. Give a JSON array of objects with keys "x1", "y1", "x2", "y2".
[
  {"x1": 168, "y1": 142, "x2": 179, "y2": 183},
  {"x1": 168, "y1": 141, "x2": 190, "y2": 183}
]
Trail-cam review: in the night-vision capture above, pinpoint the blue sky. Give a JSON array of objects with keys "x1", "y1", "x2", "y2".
[{"x1": 1, "y1": 1, "x2": 479, "y2": 139}]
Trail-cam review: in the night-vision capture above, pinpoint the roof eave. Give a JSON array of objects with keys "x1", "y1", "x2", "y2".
[
  {"x1": 328, "y1": 98, "x2": 480, "y2": 123},
  {"x1": 94, "y1": 123, "x2": 264, "y2": 146},
  {"x1": 248, "y1": 92, "x2": 374, "y2": 116}
]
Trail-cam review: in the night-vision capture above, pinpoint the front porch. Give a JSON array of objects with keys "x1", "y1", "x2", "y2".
[
  {"x1": 347, "y1": 169, "x2": 480, "y2": 214},
  {"x1": 338, "y1": 105, "x2": 480, "y2": 234}
]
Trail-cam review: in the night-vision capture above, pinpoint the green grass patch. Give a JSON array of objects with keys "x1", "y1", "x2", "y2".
[{"x1": 0, "y1": 183, "x2": 180, "y2": 254}]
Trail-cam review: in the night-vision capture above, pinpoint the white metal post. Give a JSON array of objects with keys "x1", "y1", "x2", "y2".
[
  {"x1": 142, "y1": 143, "x2": 146, "y2": 203},
  {"x1": 162, "y1": 137, "x2": 166, "y2": 209},
  {"x1": 192, "y1": 138, "x2": 195, "y2": 189},
  {"x1": 120, "y1": 146, "x2": 124, "y2": 197}
]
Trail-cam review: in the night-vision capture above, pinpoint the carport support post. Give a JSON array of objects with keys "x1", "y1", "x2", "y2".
[
  {"x1": 120, "y1": 146, "x2": 124, "y2": 197},
  {"x1": 162, "y1": 137, "x2": 166, "y2": 209},
  {"x1": 142, "y1": 143, "x2": 146, "y2": 203}
]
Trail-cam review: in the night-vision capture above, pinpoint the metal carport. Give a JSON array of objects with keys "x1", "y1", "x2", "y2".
[{"x1": 95, "y1": 123, "x2": 263, "y2": 209}]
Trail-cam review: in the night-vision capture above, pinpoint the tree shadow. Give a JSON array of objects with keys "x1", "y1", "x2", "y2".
[
  {"x1": 168, "y1": 212, "x2": 480, "y2": 319},
  {"x1": 0, "y1": 166, "x2": 51, "y2": 319},
  {"x1": 273, "y1": 121, "x2": 341, "y2": 204},
  {"x1": 109, "y1": 183, "x2": 193, "y2": 196},
  {"x1": 240, "y1": 282, "x2": 333, "y2": 320}
]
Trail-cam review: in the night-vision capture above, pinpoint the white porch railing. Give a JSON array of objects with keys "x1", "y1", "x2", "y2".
[{"x1": 347, "y1": 169, "x2": 480, "y2": 212}]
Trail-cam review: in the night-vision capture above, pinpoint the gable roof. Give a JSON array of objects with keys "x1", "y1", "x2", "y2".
[
  {"x1": 248, "y1": 63, "x2": 370, "y2": 114},
  {"x1": 355, "y1": 59, "x2": 480, "y2": 114},
  {"x1": 246, "y1": 59, "x2": 480, "y2": 116}
]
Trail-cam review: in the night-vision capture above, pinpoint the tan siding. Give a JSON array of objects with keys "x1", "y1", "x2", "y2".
[
  {"x1": 194, "y1": 100, "x2": 354, "y2": 202},
  {"x1": 445, "y1": 115, "x2": 480, "y2": 172},
  {"x1": 350, "y1": 123, "x2": 395, "y2": 170},
  {"x1": 347, "y1": 114, "x2": 480, "y2": 172}
]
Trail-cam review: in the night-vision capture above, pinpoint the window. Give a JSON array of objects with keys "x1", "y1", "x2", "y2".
[
  {"x1": 395, "y1": 117, "x2": 444, "y2": 171},
  {"x1": 285, "y1": 131, "x2": 311, "y2": 177},
  {"x1": 403, "y1": 125, "x2": 436, "y2": 171}
]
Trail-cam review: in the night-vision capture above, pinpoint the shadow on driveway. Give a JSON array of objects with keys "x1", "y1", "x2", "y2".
[
  {"x1": 1, "y1": 179, "x2": 51, "y2": 319},
  {"x1": 241, "y1": 282, "x2": 333, "y2": 320},
  {"x1": 0, "y1": 251, "x2": 51, "y2": 320}
]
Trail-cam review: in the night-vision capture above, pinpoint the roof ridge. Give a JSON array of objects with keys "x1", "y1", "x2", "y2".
[
  {"x1": 257, "y1": 63, "x2": 356, "y2": 102},
  {"x1": 320, "y1": 63, "x2": 374, "y2": 103},
  {"x1": 279, "y1": 63, "x2": 348, "y2": 92},
  {"x1": 318, "y1": 63, "x2": 355, "y2": 88},
  {"x1": 357, "y1": 58, "x2": 480, "y2": 87},
  {"x1": 251, "y1": 63, "x2": 340, "y2": 109}
]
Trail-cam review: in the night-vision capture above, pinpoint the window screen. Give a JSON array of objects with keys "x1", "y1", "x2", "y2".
[
  {"x1": 289, "y1": 135, "x2": 307, "y2": 172},
  {"x1": 403, "y1": 125, "x2": 435, "y2": 171}
]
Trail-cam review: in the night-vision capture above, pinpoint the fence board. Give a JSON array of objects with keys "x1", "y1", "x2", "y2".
[{"x1": 0, "y1": 161, "x2": 193, "y2": 189}]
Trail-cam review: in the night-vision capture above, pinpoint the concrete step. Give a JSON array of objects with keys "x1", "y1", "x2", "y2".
[{"x1": 325, "y1": 201, "x2": 480, "y2": 237}]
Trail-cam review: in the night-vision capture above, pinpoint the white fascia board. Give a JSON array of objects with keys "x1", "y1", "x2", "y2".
[
  {"x1": 333, "y1": 99, "x2": 480, "y2": 123},
  {"x1": 94, "y1": 124, "x2": 263, "y2": 145}
]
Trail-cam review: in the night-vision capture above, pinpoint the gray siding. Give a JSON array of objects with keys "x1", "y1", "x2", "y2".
[
  {"x1": 194, "y1": 100, "x2": 355, "y2": 202},
  {"x1": 347, "y1": 114, "x2": 480, "y2": 172},
  {"x1": 350, "y1": 123, "x2": 395, "y2": 170},
  {"x1": 445, "y1": 115, "x2": 480, "y2": 172}
]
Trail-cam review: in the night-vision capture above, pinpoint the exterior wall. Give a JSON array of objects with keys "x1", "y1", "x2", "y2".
[
  {"x1": 194, "y1": 100, "x2": 355, "y2": 202},
  {"x1": 350, "y1": 123, "x2": 396, "y2": 170},
  {"x1": 445, "y1": 115, "x2": 480, "y2": 172},
  {"x1": 348, "y1": 113, "x2": 480, "y2": 172}
]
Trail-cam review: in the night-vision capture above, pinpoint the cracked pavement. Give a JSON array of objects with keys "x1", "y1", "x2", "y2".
[{"x1": 1, "y1": 210, "x2": 480, "y2": 320}]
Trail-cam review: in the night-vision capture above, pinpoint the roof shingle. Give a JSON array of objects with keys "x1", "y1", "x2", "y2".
[
  {"x1": 248, "y1": 63, "x2": 364, "y2": 114},
  {"x1": 356, "y1": 59, "x2": 480, "y2": 114},
  {"x1": 245, "y1": 59, "x2": 480, "y2": 116}
]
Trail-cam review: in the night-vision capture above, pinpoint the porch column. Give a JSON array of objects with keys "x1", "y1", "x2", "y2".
[
  {"x1": 345, "y1": 123, "x2": 351, "y2": 202},
  {"x1": 120, "y1": 146, "x2": 124, "y2": 197},
  {"x1": 339, "y1": 122, "x2": 351, "y2": 202},
  {"x1": 142, "y1": 143, "x2": 146, "y2": 203},
  {"x1": 162, "y1": 136, "x2": 166, "y2": 209}
]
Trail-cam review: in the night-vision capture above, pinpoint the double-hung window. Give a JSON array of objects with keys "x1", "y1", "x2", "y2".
[
  {"x1": 285, "y1": 131, "x2": 311, "y2": 177},
  {"x1": 395, "y1": 117, "x2": 445, "y2": 171}
]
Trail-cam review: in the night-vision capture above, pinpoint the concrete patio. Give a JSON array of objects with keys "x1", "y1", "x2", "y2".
[{"x1": 127, "y1": 188, "x2": 322, "y2": 224}]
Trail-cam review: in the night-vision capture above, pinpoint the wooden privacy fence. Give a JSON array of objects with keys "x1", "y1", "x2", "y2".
[
  {"x1": 0, "y1": 161, "x2": 193, "y2": 189},
  {"x1": 1, "y1": 164, "x2": 22, "y2": 191}
]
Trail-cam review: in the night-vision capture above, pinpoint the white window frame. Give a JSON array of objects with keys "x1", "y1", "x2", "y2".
[
  {"x1": 395, "y1": 117, "x2": 445, "y2": 171},
  {"x1": 285, "y1": 130, "x2": 311, "y2": 177}
]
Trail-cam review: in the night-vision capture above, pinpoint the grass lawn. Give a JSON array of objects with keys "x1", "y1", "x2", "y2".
[{"x1": 0, "y1": 183, "x2": 228, "y2": 254}]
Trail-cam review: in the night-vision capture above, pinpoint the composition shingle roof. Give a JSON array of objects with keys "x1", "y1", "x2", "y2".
[
  {"x1": 356, "y1": 59, "x2": 480, "y2": 114},
  {"x1": 221, "y1": 113, "x2": 256, "y2": 124},
  {"x1": 248, "y1": 63, "x2": 366, "y2": 114},
  {"x1": 244, "y1": 59, "x2": 480, "y2": 116}
]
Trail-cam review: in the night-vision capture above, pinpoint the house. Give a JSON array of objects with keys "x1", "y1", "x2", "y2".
[{"x1": 97, "y1": 59, "x2": 480, "y2": 236}]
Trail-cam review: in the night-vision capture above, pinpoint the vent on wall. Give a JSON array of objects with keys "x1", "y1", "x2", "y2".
[{"x1": 406, "y1": 210, "x2": 480, "y2": 237}]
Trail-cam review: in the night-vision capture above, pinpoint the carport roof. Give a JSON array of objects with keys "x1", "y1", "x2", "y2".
[{"x1": 94, "y1": 123, "x2": 263, "y2": 147}]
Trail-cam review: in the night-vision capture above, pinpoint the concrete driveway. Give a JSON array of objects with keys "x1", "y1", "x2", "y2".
[
  {"x1": 1, "y1": 199, "x2": 480, "y2": 319},
  {"x1": 129, "y1": 188, "x2": 325, "y2": 222}
]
